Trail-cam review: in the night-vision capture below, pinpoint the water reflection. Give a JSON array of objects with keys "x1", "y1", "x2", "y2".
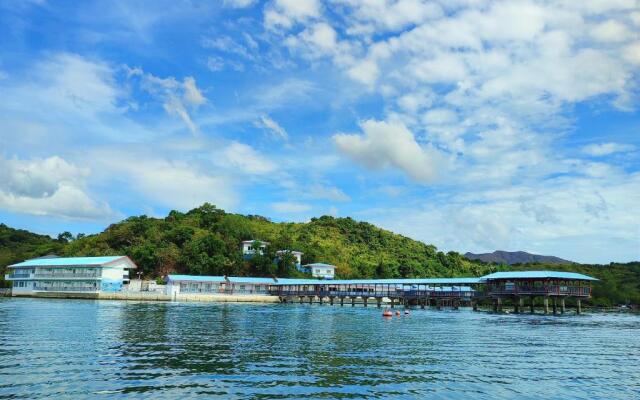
[{"x1": 1, "y1": 298, "x2": 639, "y2": 399}]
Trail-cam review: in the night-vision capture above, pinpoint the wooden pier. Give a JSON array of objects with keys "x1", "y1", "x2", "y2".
[{"x1": 269, "y1": 271, "x2": 597, "y2": 314}]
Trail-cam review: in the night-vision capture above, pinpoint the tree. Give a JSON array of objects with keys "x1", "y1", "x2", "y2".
[{"x1": 57, "y1": 231, "x2": 73, "y2": 243}]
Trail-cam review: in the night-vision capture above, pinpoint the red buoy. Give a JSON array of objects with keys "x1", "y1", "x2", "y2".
[{"x1": 383, "y1": 309, "x2": 393, "y2": 317}]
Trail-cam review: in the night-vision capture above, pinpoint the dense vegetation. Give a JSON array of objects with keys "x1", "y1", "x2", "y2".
[{"x1": 1, "y1": 204, "x2": 638, "y2": 306}]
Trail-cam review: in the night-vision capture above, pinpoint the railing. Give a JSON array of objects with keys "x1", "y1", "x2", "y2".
[
  {"x1": 33, "y1": 273, "x2": 101, "y2": 279},
  {"x1": 5, "y1": 273, "x2": 33, "y2": 280},
  {"x1": 487, "y1": 285, "x2": 590, "y2": 297},
  {"x1": 271, "y1": 289, "x2": 475, "y2": 299},
  {"x1": 34, "y1": 286, "x2": 99, "y2": 292}
]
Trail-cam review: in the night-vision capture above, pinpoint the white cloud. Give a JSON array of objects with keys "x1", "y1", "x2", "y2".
[
  {"x1": 265, "y1": 0, "x2": 321, "y2": 29},
  {"x1": 333, "y1": 119, "x2": 443, "y2": 183},
  {"x1": 582, "y1": 142, "x2": 636, "y2": 156},
  {"x1": 0, "y1": 155, "x2": 114, "y2": 220},
  {"x1": 257, "y1": 115, "x2": 288, "y2": 140},
  {"x1": 131, "y1": 68, "x2": 207, "y2": 135},
  {"x1": 271, "y1": 201, "x2": 312, "y2": 213},
  {"x1": 307, "y1": 184, "x2": 351, "y2": 202},
  {"x1": 224, "y1": 0, "x2": 256, "y2": 8},
  {"x1": 222, "y1": 142, "x2": 278, "y2": 175},
  {"x1": 591, "y1": 20, "x2": 632, "y2": 42}
]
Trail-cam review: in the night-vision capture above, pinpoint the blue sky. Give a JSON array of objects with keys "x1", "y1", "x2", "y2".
[{"x1": 0, "y1": 0, "x2": 639, "y2": 263}]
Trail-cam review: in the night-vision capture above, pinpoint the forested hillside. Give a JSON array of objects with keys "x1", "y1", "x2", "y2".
[
  {"x1": 60, "y1": 204, "x2": 493, "y2": 279},
  {"x1": 1, "y1": 204, "x2": 638, "y2": 306}
]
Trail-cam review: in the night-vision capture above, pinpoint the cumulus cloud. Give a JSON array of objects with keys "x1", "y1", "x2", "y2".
[
  {"x1": 333, "y1": 119, "x2": 443, "y2": 183},
  {"x1": 265, "y1": 0, "x2": 320, "y2": 29},
  {"x1": 582, "y1": 142, "x2": 636, "y2": 156},
  {"x1": 222, "y1": 142, "x2": 278, "y2": 175},
  {"x1": 307, "y1": 184, "x2": 350, "y2": 202},
  {"x1": 0, "y1": 156, "x2": 114, "y2": 219}
]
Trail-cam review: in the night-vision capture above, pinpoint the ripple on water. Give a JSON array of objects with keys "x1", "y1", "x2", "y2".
[{"x1": 0, "y1": 298, "x2": 639, "y2": 399}]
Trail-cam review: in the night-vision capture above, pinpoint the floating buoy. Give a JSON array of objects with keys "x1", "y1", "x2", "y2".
[
  {"x1": 395, "y1": 310, "x2": 401, "y2": 316},
  {"x1": 404, "y1": 310, "x2": 410, "y2": 315},
  {"x1": 383, "y1": 309, "x2": 393, "y2": 317}
]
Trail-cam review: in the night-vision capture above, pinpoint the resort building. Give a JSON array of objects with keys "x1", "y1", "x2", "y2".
[
  {"x1": 301, "y1": 263, "x2": 336, "y2": 279},
  {"x1": 5, "y1": 256, "x2": 137, "y2": 295},
  {"x1": 275, "y1": 250, "x2": 303, "y2": 268},
  {"x1": 241, "y1": 240, "x2": 269, "y2": 257},
  {"x1": 166, "y1": 275, "x2": 275, "y2": 296}
]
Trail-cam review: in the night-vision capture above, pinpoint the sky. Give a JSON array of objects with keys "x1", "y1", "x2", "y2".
[{"x1": 0, "y1": 0, "x2": 639, "y2": 264}]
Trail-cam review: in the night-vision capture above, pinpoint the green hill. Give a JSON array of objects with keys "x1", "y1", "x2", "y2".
[{"x1": 1, "y1": 203, "x2": 638, "y2": 306}]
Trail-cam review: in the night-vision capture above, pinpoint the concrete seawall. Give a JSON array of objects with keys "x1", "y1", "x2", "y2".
[{"x1": 10, "y1": 291, "x2": 280, "y2": 303}]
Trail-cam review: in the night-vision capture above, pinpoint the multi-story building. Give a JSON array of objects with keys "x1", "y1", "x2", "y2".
[
  {"x1": 5, "y1": 256, "x2": 137, "y2": 296},
  {"x1": 241, "y1": 240, "x2": 269, "y2": 258}
]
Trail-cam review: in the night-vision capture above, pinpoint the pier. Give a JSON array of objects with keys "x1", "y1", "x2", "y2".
[{"x1": 269, "y1": 271, "x2": 597, "y2": 314}]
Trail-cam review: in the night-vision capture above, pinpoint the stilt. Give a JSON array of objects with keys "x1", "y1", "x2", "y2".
[
  {"x1": 309, "y1": 296, "x2": 313, "y2": 304},
  {"x1": 391, "y1": 298, "x2": 395, "y2": 308},
  {"x1": 530, "y1": 296, "x2": 535, "y2": 313},
  {"x1": 577, "y1": 298, "x2": 582, "y2": 315},
  {"x1": 543, "y1": 297, "x2": 549, "y2": 314},
  {"x1": 329, "y1": 297, "x2": 334, "y2": 306},
  {"x1": 377, "y1": 298, "x2": 382, "y2": 308},
  {"x1": 351, "y1": 297, "x2": 355, "y2": 307},
  {"x1": 514, "y1": 298, "x2": 520, "y2": 313},
  {"x1": 319, "y1": 296, "x2": 323, "y2": 305},
  {"x1": 497, "y1": 297, "x2": 502, "y2": 313},
  {"x1": 363, "y1": 297, "x2": 368, "y2": 307},
  {"x1": 552, "y1": 297, "x2": 557, "y2": 315},
  {"x1": 421, "y1": 299, "x2": 426, "y2": 309},
  {"x1": 561, "y1": 297, "x2": 565, "y2": 314},
  {"x1": 340, "y1": 297, "x2": 344, "y2": 307},
  {"x1": 453, "y1": 300, "x2": 459, "y2": 310},
  {"x1": 493, "y1": 298, "x2": 498, "y2": 313},
  {"x1": 437, "y1": 299, "x2": 442, "y2": 310},
  {"x1": 299, "y1": 296, "x2": 303, "y2": 304},
  {"x1": 472, "y1": 300, "x2": 478, "y2": 311}
]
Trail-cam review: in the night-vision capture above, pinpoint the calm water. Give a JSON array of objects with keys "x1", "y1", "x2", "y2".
[{"x1": 1, "y1": 298, "x2": 639, "y2": 399}]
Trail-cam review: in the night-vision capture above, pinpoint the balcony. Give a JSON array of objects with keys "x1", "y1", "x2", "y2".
[
  {"x1": 5, "y1": 273, "x2": 33, "y2": 280},
  {"x1": 487, "y1": 285, "x2": 591, "y2": 297},
  {"x1": 33, "y1": 273, "x2": 101, "y2": 279}
]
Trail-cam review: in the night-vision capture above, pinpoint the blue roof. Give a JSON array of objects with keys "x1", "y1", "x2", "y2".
[
  {"x1": 167, "y1": 275, "x2": 226, "y2": 283},
  {"x1": 303, "y1": 263, "x2": 336, "y2": 268},
  {"x1": 481, "y1": 271, "x2": 598, "y2": 281},
  {"x1": 272, "y1": 277, "x2": 483, "y2": 286},
  {"x1": 227, "y1": 277, "x2": 276, "y2": 284},
  {"x1": 10, "y1": 256, "x2": 128, "y2": 268}
]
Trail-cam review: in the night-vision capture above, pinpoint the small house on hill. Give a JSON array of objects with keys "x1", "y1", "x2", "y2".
[{"x1": 301, "y1": 263, "x2": 336, "y2": 279}]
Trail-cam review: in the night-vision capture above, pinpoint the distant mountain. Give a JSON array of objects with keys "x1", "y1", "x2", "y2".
[{"x1": 464, "y1": 250, "x2": 573, "y2": 265}]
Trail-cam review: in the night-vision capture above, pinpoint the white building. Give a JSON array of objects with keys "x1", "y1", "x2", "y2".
[
  {"x1": 241, "y1": 240, "x2": 269, "y2": 257},
  {"x1": 5, "y1": 256, "x2": 137, "y2": 295},
  {"x1": 275, "y1": 250, "x2": 303, "y2": 266},
  {"x1": 166, "y1": 275, "x2": 275, "y2": 296},
  {"x1": 301, "y1": 263, "x2": 336, "y2": 279}
]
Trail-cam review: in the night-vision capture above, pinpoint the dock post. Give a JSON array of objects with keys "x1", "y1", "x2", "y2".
[
  {"x1": 472, "y1": 300, "x2": 478, "y2": 311},
  {"x1": 329, "y1": 296, "x2": 334, "y2": 306},
  {"x1": 309, "y1": 296, "x2": 313, "y2": 304},
  {"x1": 552, "y1": 297, "x2": 557, "y2": 315},
  {"x1": 390, "y1": 298, "x2": 395, "y2": 308},
  {"x1": 421, "y1": 299, "x2": 426, "y2": 309},
  {"x1": 363, "y1": 297, "x2": 368, "y2": 307},
  {"x1": 518, "y1": 297, "x2": 524, "y2": 313},
  {"x1": 319, "y1": 296, "x2": 323, "y2": 305},
  {"x1": 514, "y1": 298, "x2": 519, "y2": 313},
  {"x1": 493, "y1": 298, "x2": 498, "y2": 313},
  {"x1": 530, "y1": 296, "x2": 535, "y2": 313},
  {"x1": 377, "y1": 298, "x2": 382, "y2": 308},
  {"x1": 576, "y1": 299, "x2": 582, "y2": 315},
  {"x1": 299, "y1": 296, "x2": 303, "y2": 304},
  {"x1": 437, "y1": 299, "x2": 442, "y2": 310},
  {"x1": 340, "y1": 297, "x2": 344, "y2": 307},
  {"x1": 560, "y1": 297, "x2": 565, "y2": 314},
  {"x1": 543, "y1": 297, "x2": 549, "y2": 314},
  {"x1": 351, "y1": 297, "x2": 355, "y2": 307},
  {"x1": 453, "y1": 300, "x2": 459, "y2": 310},
  {"x1": 497, "y1": 297, "x2": 502, "y2": 312}
]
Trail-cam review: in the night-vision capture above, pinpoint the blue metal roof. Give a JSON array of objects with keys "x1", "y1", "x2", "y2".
[
  {"x1": 10, "y1": 256, "x2": 127, "y2": 268},
  {"x1": 302, "y1": 263, "x2": 336, "y2": 268},
  {"x1": 480, "y1": 271, "x2": 598, "y2": 281},
  {"x1": 167, "y1": 275, "x2": 226, "y2": 283},
  {"x1": 272, "y1": 277, "x2": 483, "y2": 286},
  {"x1": 227, "y1": 277, "x2": 276, "y2": 284}
]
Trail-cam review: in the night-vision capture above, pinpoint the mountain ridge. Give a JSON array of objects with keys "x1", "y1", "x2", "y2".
[{"x1": 464, "y1": 250, "x2": 573, "y2": 265}]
